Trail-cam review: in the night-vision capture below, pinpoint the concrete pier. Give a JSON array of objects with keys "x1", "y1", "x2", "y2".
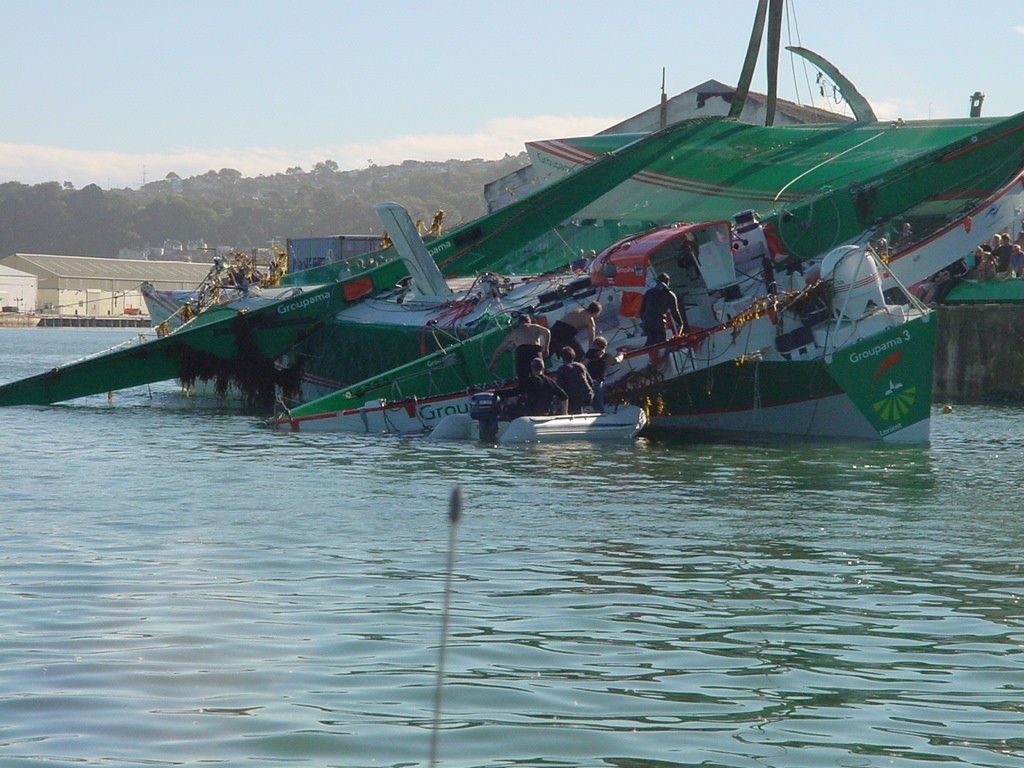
[
  {"x1": 934, "y1": 305, "x2": 1024, "y2": 402},
  {"x1": 0, "y1": 313, "x2": 39, "y2": 327},
  {"x1": 35, "y1": 315, "x2": 151, "y2": 329},
  {"x1": 1, "y1": 313, "x2": 153, "y2": 329}
]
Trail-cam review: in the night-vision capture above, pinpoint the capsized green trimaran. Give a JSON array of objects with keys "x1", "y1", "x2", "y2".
[
  {"x1": 0, "y1": 282, "x2": 345, "y2": 407},
  {"x1": 287, "y1": 108, "x2": 1024, "y2": 403},
  {"x1": 286, "y1": 108, "x2": 1024, "y2": 348},
  {"x1": 0, "y1": 121, "x2": 726, "y2": 408},
  {"x1": 275, "y1": 218, "x2": 943, "y2": 442}
]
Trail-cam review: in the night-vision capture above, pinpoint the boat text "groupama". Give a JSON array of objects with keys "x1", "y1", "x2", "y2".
[
  {"x1": 847, "y1": 328, "x2": 912, "y2": 364},
  {"x1": 277, "y1": 291, "x2": 332, "y2": 314},
  {"x1": 417, "y1": 400, "x2": 469, "y2": 422}
]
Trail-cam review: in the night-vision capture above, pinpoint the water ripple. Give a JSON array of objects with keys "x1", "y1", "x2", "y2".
[{"x1": 2, "y1": 329, "x2": 1024, "y2": 766}]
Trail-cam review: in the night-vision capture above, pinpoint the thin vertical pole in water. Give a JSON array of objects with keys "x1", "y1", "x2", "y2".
[{"x1": 429, "y1": 486, "x2": 462, "y2": 768}]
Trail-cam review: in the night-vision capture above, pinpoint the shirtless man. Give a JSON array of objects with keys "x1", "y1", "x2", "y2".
[
  {"x1": 488, "y1": 315, "x2": 551, "y2": 382},
  {"x1": 549, "y1": 301, "x2": 601, "y2": 359}
]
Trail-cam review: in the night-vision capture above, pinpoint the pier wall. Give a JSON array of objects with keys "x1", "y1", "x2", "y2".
[
  {"x1": 36, "y1": 315, "x2": 151, "y2": 328},
  {"x1": 0, "y1": 314, "x2": 151, "y2": 329},
  {"x1": 934, "y1": 305, "x2": 1024, "y2": 402},
  {"x1": 0, "y1": 313, "x2": 39, "y2": 327}
]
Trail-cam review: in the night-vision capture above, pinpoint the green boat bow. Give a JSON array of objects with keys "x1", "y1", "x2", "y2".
[{"x1": 0, "y1": 283, "x2": 346, "y2": 407}]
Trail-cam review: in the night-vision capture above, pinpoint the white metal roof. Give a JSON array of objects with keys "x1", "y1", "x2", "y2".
[
  {"x1": 0, "y1": 263, "x2": 37, "y2": 279},
  {"x1": 4, "y1": 253, "x2": 213, "y2": 282}
]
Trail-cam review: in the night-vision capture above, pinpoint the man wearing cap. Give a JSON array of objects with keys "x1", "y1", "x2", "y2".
[{"x1": 640, "y1": 272, "x2": 685, "y2": 347}]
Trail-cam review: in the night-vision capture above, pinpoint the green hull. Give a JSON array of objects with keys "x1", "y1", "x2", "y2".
[
  {"x1": 0, "y1": 283, "x2": 346, "y2": 407},
  {"x1": 291, "y1": 313, "x2": 937, "y2": 443},
  {"x1": 613, "y1": 315, "x2": 936, "y2": 441},
  {"x1": 531, "y1": 112, "x2": 1024, "y2": 260},
  {"x1": 285, "y1": 112, "x2": 1024, "y2": 291},
  {"x1": 290, "y1": 113, "x2": 1023, "y2": 403},
  {"x1": 286, "y1": 324, "x2": 508, "y2": 419}
]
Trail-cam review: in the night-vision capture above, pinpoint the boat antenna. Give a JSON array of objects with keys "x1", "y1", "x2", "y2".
[{"x1": 429, "y1": 485, "x2": 463, "y2": 768}]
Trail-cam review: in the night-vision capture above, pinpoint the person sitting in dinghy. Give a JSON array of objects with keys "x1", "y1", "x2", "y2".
[
  {"x1": 555, "y1": 346, "x2": 594, "y2": 414},
  {"x1": 499, "y1": 358, "x2": 568, "y2": 418}
]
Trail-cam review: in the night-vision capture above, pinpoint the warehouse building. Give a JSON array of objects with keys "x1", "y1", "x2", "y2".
[
  {"x1": 0, "y1": 263, "x2": 38, "y2": 313},
  {"x1": 0, "y1": 254, "x2": 213, "y2": 318}
]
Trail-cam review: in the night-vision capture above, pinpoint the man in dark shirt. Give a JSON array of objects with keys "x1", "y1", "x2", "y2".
[
  {"x1": 583, "y1": 336, "x2": 619, "y2": 413},
  {"x1": 554, "y1": 347, "x2": 594, "y2": 415},
  {"x1": 504, "y1": 358, "x2": 567, "y2": 417},
  {"x1": 640, "y1": 272, "x2": 685, "y2": 346},
  {"x1": 994, "y1": 233, "x2": 1014, "y2": 275}
]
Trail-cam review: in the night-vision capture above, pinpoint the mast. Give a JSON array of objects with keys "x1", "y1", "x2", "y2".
[
  {"x1": 765, "y1": 0, "x2": 783, "y2": 125},
  {"x1": 730, "y1": 0, "x2": 785, "y2": 125},
  {"x1": 728, "y1": 0, "x2": 769, "y2": 119}
]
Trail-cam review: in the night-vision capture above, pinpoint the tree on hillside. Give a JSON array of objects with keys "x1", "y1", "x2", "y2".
[{"x1": 0, "y1": 153, "x2": 529, "y2": 258}]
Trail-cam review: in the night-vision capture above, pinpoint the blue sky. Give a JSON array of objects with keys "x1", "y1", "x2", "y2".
[{"x1": 3, "y1": 0, "x2": 1023, "y2": 189}]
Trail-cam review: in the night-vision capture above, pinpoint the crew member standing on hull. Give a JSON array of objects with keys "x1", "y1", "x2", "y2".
[
  {"x1": 489, "y1": 315, "x2": 551, "y2": 383},
  {"x1": 640, "y1": 273, "x2": 685, "y2": 347},
  {"x1": 549, "y1": 301, "x2": 601, "y2": 360}
]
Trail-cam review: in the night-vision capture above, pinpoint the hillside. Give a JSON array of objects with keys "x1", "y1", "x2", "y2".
[{"x1": 0, "y1": 154, "x2": 529, "y2": 259}]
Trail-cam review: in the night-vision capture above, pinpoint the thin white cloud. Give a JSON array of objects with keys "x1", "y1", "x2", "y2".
[
  {"x1": 869, "y1": 99, "x2": 917, "y2": 122},
  {"x1": 0, "y1": 116, "x2": 615, "y2": 190}
]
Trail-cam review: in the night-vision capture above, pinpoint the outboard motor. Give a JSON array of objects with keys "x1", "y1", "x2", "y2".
[{"x1": 469, "y1": 391, "x2": 501, "y2": 443}]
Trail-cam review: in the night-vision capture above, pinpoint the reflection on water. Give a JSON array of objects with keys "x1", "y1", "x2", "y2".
[{"x1": 1, "y1": 328, "x2": 1023, "y2": 767}]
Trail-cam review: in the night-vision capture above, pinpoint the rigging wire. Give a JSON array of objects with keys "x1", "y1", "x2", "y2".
[
  {"x1": 783, "y1": 0, "x2": 852, "y2": 122},
  {"x1": 773, "y1": 130, "x2": 888, "y2": 202},
  {"x1": 784, "y1": 0, "x2": 815, "y2": 113}
]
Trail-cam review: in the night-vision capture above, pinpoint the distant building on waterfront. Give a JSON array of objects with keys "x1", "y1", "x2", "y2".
[
  {"x1": 0, "y1": 253, "x2": 212, "y2": 318},
  {"x1": 0, "y1": 263, "x2": 38, "y2": 313},
  {"x1": 285, "y1": 235, "x2": 381, "y2": 273}
]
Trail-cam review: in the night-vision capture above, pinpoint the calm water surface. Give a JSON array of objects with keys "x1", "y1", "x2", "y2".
[{"x1": 1, "y1": 328, "x2": 1022, "y2": 767}]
